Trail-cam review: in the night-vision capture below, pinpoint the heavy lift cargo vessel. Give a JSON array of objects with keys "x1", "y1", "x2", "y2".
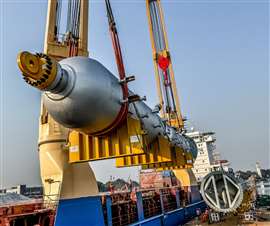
[{"x1": 13, "y1": 0, "x2": 211, "y2": 225}]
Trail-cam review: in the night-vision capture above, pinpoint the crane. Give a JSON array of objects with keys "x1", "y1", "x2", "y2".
[
  {"x1": 36, "y1": 0, "x2": 98, "y2": 210},
  {"x1": 145, "y1": 0, "x2": 198, "y2": 187},
  {"x1": 145, "y1": 1, "x2": 244, "y2": 212}
]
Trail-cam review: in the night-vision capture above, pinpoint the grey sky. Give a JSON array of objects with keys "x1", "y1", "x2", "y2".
[{"x1": 0, "y1": 0, "x2": 269, "y2": 187}]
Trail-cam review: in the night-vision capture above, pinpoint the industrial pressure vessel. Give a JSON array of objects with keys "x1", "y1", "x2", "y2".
[{"x1": 17, "y1": 52, "x2": 197, "y2": 158}]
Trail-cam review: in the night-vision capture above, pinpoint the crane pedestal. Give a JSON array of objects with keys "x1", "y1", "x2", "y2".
[
  {"x1": 173, "y1": 169, "x2": 202, "y2": 204},
  {"x1": 39, "y1": 110, "x2": 98, "y2": 207}
]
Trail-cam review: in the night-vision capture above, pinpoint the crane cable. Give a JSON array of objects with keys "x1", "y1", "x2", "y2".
[
  {"x1": 149, "y1": 0, "x2": 181, "y2": 128},
  {"x1": 55, "y1": 0, "x2": 62, "y2": 40},
  {"x1": 66, "y1": 0, "x2": 81, "y2": 56},
  {"x1": 150, "y1": 2, "x2": 172, "y2": 112}
]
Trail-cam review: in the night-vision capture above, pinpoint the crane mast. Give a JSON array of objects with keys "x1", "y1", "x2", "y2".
[
  {"x1": 44, "y1": 0, "x2": 89, "y2": 59},
  {"x1": 146, "y1": 0, "x2": 184, "y2": 130},
  {"x1": 39, "y1": 0, "x2": 98, "y2": 208}
]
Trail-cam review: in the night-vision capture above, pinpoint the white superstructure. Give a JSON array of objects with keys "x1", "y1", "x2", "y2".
[
  {"x1": 186, "y1": 130, "x2": 229, "y2": 182},
  {"x1": 256, "y1": 180, "x2": 270, "y2": 196}
]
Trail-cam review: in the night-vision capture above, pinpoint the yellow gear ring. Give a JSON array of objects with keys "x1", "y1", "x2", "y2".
[
  {"x1": 17, "y1": 51, "x2": 58, "y2": 90},
  {"x1": 17, "y1": 51, "x2": 41, "y2": 79}
]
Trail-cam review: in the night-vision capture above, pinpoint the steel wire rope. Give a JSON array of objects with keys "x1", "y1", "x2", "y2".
[{"x1": 55, "y1": 0, "x2": 62, "y2": 40}]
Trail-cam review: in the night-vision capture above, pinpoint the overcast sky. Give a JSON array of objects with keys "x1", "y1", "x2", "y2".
[{"x1": 0, "y1": 0, "x2": 269, "y2": 188}]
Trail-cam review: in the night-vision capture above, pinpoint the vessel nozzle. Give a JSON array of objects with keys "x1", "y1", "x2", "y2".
[{"x1": 17, "y1": 51, "x2": 58, "y2": 90}]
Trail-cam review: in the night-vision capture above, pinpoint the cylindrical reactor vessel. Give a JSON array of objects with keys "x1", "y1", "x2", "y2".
[{"x1": 17, "y1": 52, "x2": 197, "y2": 158}]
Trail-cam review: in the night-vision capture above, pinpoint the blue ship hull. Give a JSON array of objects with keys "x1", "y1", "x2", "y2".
[
  {"x1": 55, "y1": 188, "x2": 207, "y2": 226},
  {"x1": 130, "y1": 201, "x2": 206, "y2": 226}
]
